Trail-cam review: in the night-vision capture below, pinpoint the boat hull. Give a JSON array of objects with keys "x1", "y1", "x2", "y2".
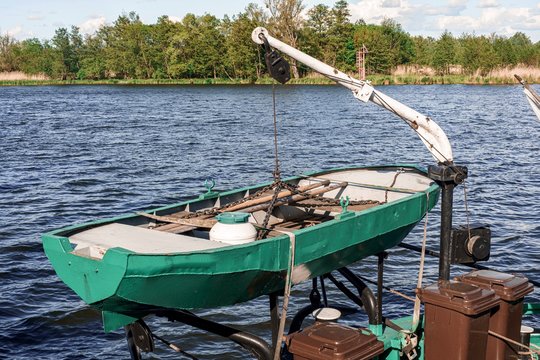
[{"x1": 43, "y1": 166, "x2": 439, "y2": 321}]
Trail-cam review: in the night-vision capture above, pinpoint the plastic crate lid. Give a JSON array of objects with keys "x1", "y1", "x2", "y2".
[
  {"x1": 287, "y1": 322, "x2": 384, "y2": 360},
  {"x1": 418, "y1": 280, "x2": 500, "y2": 315},
  {"x1": 456, "y1": 270, "x2": 534, "y2": 301}
]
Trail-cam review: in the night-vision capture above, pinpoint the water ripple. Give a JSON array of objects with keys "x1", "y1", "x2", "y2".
[{"x1": 1, "y1": 84, "x2": 539, "y2": 358}]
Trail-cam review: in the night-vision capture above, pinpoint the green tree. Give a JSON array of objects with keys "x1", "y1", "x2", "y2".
[
  {"x1": 78, "y1": 32, "x2": 106, "y2": 79},
  {"x1": 432, "y1": 31, "x2": 456, "y2": 75},
  {"x1": 302, "y1": 4, "x2": 332, "y2": 62},
  {"x1": 353, "y1": 24, "x2": 394, "y2": 74},
  {"x1": 224, "y1": 7, "x2": 265, "y2": 81},
  {"x1": 0, "y1": 34, "x2": 18, "y2": 72},
  {"x1": 102, "y1": 12, "x2": 154, "y2": 79},
  {"x1": 380, "y1": 18, "x2": 414, "y2": 68},
  {"x1": 492, "y1": 35, "x2": 516, "y2": 66},
  {"x1": 328, "y1": 0, "x2": 355, "y2": 70},
  {"x1": 14, "y1": 39, "x2": 45, "y2": 74},
  {"x1": 265, "y1": 0, "x2": 305, "y2": 78},
  {"x1": 51, "y1": 27, "x2": 82, "y2": 79},
  {"x1": 167, "y1": 14, "x2": 225, "y2": 78},
  {"x1": 411, "y1": 35, "x2": 435, "y2": 66},
  {"x1": 459, "y1": 34, "x2": 498, "y2": 75},
  {"x1": 151, "y1": 16, "x2": 181, "y2": 78},
  {"x1": 8, "y1": 7, "x2": 540, "y2": 82},
  {"x1": 509, "y1": 32, "x2": 535, "y2": 65}
]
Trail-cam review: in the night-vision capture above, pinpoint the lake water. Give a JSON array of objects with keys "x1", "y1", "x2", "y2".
[{"x1": 1, "y1": 84, "x2": 539, "y2": 359}]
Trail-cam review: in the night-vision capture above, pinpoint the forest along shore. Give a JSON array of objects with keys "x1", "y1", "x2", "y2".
[
  {"x1": 2, "y1": 1, "x2": 540, "y2": 86},
  {"x1": 1, "y1": 69, "x2": 539, "y2": 86}
]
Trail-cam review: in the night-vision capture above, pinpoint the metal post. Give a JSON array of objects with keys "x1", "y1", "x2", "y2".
[
  {"x1": 377, "y1": 253, "x2": 386, "y2": 324},
  {"x1": 439, "y1": 183, "x2": 455, "y2": 280},
  {"x1": 428, "y1": 164, "x2": 467, "y2": 281},
  {"x1": 269, "y1": 293, "x2": 279, "y2": 350}
]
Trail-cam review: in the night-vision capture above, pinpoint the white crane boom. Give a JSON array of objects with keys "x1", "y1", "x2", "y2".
[{"x1": 252, "y1": 27, "x2": 454, "y2": 164}]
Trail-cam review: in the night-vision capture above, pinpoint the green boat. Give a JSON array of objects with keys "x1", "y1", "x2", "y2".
[{"x1": 43, "y1": 165, "x2": 438, "y2": 325}]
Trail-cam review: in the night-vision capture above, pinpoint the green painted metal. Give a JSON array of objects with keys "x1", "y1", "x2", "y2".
[
  {"x1": 524, "y1": 302, "x2": 540, "y2": 315},
  {"x1": 523, "y1": 302, "x2": 540, "y2": 359},
  {"x1": 530, "y1": 334, "x2": 540, "y2": 360},
  {"x1": 372, "y1": 316, "x2": 423, "y2": 360},
  {"x1": 216, "y1": 212, "x2": 250, "y2": 224},
  {"x1": 336, "y1": 196, "x2": 355, "y2": 221},
  {"x1": 42, "y1": 165, "x2": 440, "y2": 331},
  {"x1": 102, "y1": 311, "x2": 138, "y2": 333},
  {"x1": 198, "y1": 178, "x2": 219, "y2": 200}
]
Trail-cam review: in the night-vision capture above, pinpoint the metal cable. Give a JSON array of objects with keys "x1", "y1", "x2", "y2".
[
  {"x1": 257, "y1": 81, "x2": 285, "y2": 239},
  {"x1": 463, "y1": 180, "x2": 473, "y2": 244},
  {"x1": 272, "y1": 82, "x2": 281, "y2": 181},
  {"x1": 488, "y1": 330, "x2": 540, "y2": 357},
  {"x1": 152, "y1": 333, "x2": 199, "y2": 359},
  {"x1": 385, "y1": 168, "x2": 403, "y2": 203},
  {"x1": 357, "y1": 275, "x2": 416, "y2": 303},
  {"x1": 257, "y1": 182, "x2": 282, "y2": 240},
  {"x1": 412, "y1": 190, "x2": 430, "y2": 331},
  {"x1": 272, "y1": 230, "x2": 296, "y2": 360}
]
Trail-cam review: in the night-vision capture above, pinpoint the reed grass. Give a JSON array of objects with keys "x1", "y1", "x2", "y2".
[
  {"x1": 0, "y1": 78, "x2": 255, "y2": 86},
  {"x1": 2, "y1": 65, "x2": 540, "y2": 86},
  {"x1": 0, "y1": 71, "x2": 49, "y2": 81}
]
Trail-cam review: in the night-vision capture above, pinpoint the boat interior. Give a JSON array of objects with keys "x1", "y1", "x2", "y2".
[{"x1": 68, "y1": 167, "x2": 434, "y2": 259}]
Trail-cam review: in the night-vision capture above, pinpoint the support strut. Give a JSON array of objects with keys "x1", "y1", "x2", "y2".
[
  {"x1": 428, "y1": 164, "x2": 467, "y2": 280},
  {"x1": 337, "y1": 267, "x2": 379, "y2": 325},
  {"x1": 269, "y1": 293, "x2": 280, "y2": 352},
  {"x1": 155, "y1": 309, "x2": 273, "y2": 360},
  {"x1": 377, "y1": 252, "x2": 387, "y2": 325}
]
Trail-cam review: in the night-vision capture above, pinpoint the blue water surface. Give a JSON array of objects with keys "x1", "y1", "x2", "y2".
[{"x1": 0, "y1": 84, "x2": 539, "y2": 359}]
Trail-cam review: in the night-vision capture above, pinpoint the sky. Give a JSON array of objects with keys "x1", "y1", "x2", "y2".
[{"x1": 1, "y1": 0, "x2": 540, "y2": 42}]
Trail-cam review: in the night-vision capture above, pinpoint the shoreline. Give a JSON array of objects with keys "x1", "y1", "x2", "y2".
[{"x1": 0, "y1": 74, "x2": 535, "y2": 86}]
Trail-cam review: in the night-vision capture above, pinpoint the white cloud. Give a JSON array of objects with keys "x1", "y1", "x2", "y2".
[
  {"x1": 436, "y1": 7, "x2": 540, "y2": 35},
  {"x1": 27, "y1": 15, "x2": 44, "y2": 21},
  {"x1": 349, "y1": 0, "x2": 412, "y2": 24},
  {"x1": 168, "y1": 15, "x2": 182, "y2": 23},
  {"x1": 422, "y1": 4, "x2": 464, "y2": 16},
  {"x1": 348, "y1": 0, "x2": 466, "y2": 29},
  {"x1": 448, "y1": 0, "x2": 468, "y2": 6},
  {"x1": 78, "y1": 16, "x2": 106, "y2": 35},
  {"x1": 3, "y1": 25, "x2": 35, "y2": 40},
  {"x1": 347, "y1": 0, "x2": 540, "y2": 40},
  {"x1": 436, "y1": 15, "x2": 477, "y2": 32},
  {"x1": 381, "y1": 0, "x2": 401, "y2": 8},
  {"x1": 6, "y1": 25, "x2": 23, "y2": 37},
  {"x1": 478, "y1": 0, "x2": 499, "y2": 8}
]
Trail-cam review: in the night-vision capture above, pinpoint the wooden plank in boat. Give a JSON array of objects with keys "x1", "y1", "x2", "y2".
[
  {"x1": 225, "y1": 180, "x2": 330, "y2": 212},
  {"x1": 293, "y1": 199, "x2": 379, "y2": 213},
  {"x1": 154, "y1": 223, "x2": 197, "y2": 234},
  {"x1": 139, "y1": 212, "x2": 217, "y2": 228}
]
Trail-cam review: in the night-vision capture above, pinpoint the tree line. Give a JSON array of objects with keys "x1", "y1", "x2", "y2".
[{"x1": 1, "y1": 0, "x2": 539, "y2": 81}]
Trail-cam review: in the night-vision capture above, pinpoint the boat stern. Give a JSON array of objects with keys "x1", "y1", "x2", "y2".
[{"x1": 42, "y1": 230, "x2": 129, "y2": 306}]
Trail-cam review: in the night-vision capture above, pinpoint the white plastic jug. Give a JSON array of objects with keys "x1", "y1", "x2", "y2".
[{"x1": 209, "y1": 212, "x2": 257, "y2": 245}]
